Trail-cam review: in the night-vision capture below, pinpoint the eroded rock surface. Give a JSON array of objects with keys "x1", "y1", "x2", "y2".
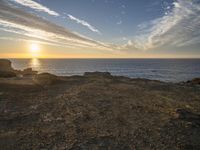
[
  {"x1": 187, "y1": 78, "x2": 200, "y2": 85},
  {"x1": 0, "y1": 59, "x2": 16, "y2": 78},
  {"x1": 33, "y1": 73, "x2": 62, "y2": 85},
  {"x1": 0, "y1": 72, "x2": 200, "y2": 149},
  {"x1": 0, "y1": 59, "x2": 13, "y2": 71}
]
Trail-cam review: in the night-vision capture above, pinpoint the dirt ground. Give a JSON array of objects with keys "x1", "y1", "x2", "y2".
[{"x1": 0, "y1": 73, "x2": 200, "y2": 150}]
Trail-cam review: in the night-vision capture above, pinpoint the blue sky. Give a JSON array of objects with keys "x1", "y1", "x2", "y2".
[
  {"x1": 41, "y1": 0, "x2": 168, "y2": 41},
  {"x1": 0, "y1": 0, "x2": 200, "y2": 58}
]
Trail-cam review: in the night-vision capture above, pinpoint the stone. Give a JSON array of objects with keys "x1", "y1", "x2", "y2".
[
  {"x1": 22, "y1": 68, "x2": 38, "y2": 76},
  {"x1": 0, "y1": 59, "x2": 16, "y2": 78},
  {"x1": 0, "y1": 59, "x2": 14, "y2": 71},
  {"x1": 187, "y1": 78, "x2": 200, "y2": 85},
  {"x1": 33, "y1": 73, "x2": 61, "y2": 85}
]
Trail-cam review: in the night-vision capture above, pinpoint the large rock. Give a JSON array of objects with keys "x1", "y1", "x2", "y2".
[
  {"x1": 33, "y1": 73, "x2": 61, "y2": 85},
  {"x1": 0, "y1": 59, "x2": 14, "y2": 71},
  {"x1": 22, "y1": 68, "x2": 38, "y2": 76},
  {"x1": 187, "y1": 78, "x2": 200, "y2": 85},
  {"x1": 0, "y1": 59, "x2": 16, "y2": 78}
]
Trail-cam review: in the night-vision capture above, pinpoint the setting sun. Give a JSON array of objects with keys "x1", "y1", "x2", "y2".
[
  {"x1": 30, "y1": 43, "x2": 40, "y2": 57},
  {"x1": 30, "y1": 43, "x2": 40, "y2": 53}
]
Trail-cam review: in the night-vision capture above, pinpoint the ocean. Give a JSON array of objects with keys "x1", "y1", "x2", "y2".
[{"x1": 10, "y1": 59, "x2": 200, "y2": 82}]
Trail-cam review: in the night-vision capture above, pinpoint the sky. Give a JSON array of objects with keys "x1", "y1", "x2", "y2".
[{"x1": 0, "y1": 0, "x2": 200, "y2": 58}]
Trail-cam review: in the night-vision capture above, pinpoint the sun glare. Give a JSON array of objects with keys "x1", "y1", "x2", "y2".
[
  {"x1": 30, "y1": 43, "x2": 40, "y2": 53},
  {"x1": 30, "y1": 43, "x2": 40, "y2": 57}
]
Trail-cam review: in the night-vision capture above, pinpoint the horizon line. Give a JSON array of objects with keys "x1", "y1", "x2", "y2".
[{"x1": 1, "y1": 57, "x2": 200, "y2": 59}]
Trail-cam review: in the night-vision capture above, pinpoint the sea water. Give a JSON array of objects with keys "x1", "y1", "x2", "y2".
[{"x1": 10, "y1": 59, "x2": 200, "y2": 82}]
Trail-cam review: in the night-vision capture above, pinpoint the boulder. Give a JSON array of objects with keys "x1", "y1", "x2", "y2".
[
  {"x1": 0, "y1": 59, "x2": 16, "y2": 78},
  {"x1": 84, "y1": 72, "x2": 112, "y2": 78},
  {"x1": 187, "y1": 78, "x2": 200, "y2": 85},
  {"x1": 22, "y1": 68, "x2": 38, "y2": 76},
  {"x1": 33, "y1": 73, "x2": 61, "y2": 85},
  {"x1": 0, "y1": 59, "x2": 14, "y2": 71}
]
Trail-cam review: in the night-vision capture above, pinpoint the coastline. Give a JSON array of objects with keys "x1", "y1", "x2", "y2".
[
  {"x1": 0, "y1": 59, "x2": 200, "y2": 149},
  {"x1": 8, "y1": 58, "x2": 200, "y2": 83}
]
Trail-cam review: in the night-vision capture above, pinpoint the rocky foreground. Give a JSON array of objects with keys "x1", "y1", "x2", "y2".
[{"x1": 0, "y1": 59, "x2": 200, "y2": 150}]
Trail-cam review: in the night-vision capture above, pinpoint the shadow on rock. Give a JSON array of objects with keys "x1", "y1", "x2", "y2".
[{"x1": 175, "y1": 109, "x2": 200, "y2": 126}]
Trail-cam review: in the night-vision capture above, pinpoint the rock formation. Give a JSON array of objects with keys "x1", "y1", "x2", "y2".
[
  {"x1": 33, "y1": 73, "x2": 61, "y2": 85},
  {"x1": 0, "y1": 59, "x2": 16, "y2": 78},
  {"x1": 0, "y1": 59, "x2": 13, "y2": 71},
  {"x1": 22, "y1": 68, "x2": 38, "y2": 76},
  {"x1": 187, "y1": 78, "x2": 200, "y2": 85}
]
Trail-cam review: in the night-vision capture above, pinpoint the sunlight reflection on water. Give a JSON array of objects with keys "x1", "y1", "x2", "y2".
[{"x1": 29, "y1": 58, "x2": 40, "y2": 68}]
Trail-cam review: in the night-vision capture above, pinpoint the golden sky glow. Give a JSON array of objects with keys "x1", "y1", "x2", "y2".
[
  {"x1": 29, "y1": 43, "x2": 40, "y2": 58},
  {"x1": 30, "y1": 43, "x2": 40, "y2": 53}
]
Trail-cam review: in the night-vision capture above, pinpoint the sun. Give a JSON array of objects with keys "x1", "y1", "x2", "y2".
[
  {"x1": 30, "y1": 43, "x2": 40, "y2": 53},
  {"x1": 30, "y1": 43, "x2": 40, "y2": 57}
]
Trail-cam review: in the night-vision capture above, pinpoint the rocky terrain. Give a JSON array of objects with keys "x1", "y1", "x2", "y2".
[{"x1": 0, "y1": 59, "x2": 200, "y2": 150}]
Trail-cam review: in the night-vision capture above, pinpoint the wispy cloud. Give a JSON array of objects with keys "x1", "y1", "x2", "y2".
[
  {"x1": 0, "y1": 1, "x2": 111, "y2": 50},
  {"x1": 68, "y1": 14, "x2": 101, "y2": 34},
  {"x1": 2, "y1": 0, "x2": 198, "y2": 53},
  {"x1": 117, "y1": 20, "x2": 122, "y2": 25},
  {"x1": 126, "y1": 0, "x2": 200, "y2": 50},
  {"x1": 9, "y1": 0, "x2": 59, "y2": 16},
  {"x1": 0, "y1": 37, "x2": 75, "y2": 48}
]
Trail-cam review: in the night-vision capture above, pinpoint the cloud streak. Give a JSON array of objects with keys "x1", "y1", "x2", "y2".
[
  {"x1": 1, "y1": 0, "x2": 199, "y2": 53},
  {"x1": 68, "y1": 14, "x2": 101, "y2": 34},
  {"x1": 126, "y1": 0, "x2": 200, "y2": 50},
  {"x1": 0, "y1": 0, "x2": 111, "y2": 51},
  {"x1": 9, "y1": 0, "x2": 59, "y2": 16}
]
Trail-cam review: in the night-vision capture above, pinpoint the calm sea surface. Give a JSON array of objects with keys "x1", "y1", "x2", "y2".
[{"x1": 10, "y1": 59, "x2": 200, "y2": 82}]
